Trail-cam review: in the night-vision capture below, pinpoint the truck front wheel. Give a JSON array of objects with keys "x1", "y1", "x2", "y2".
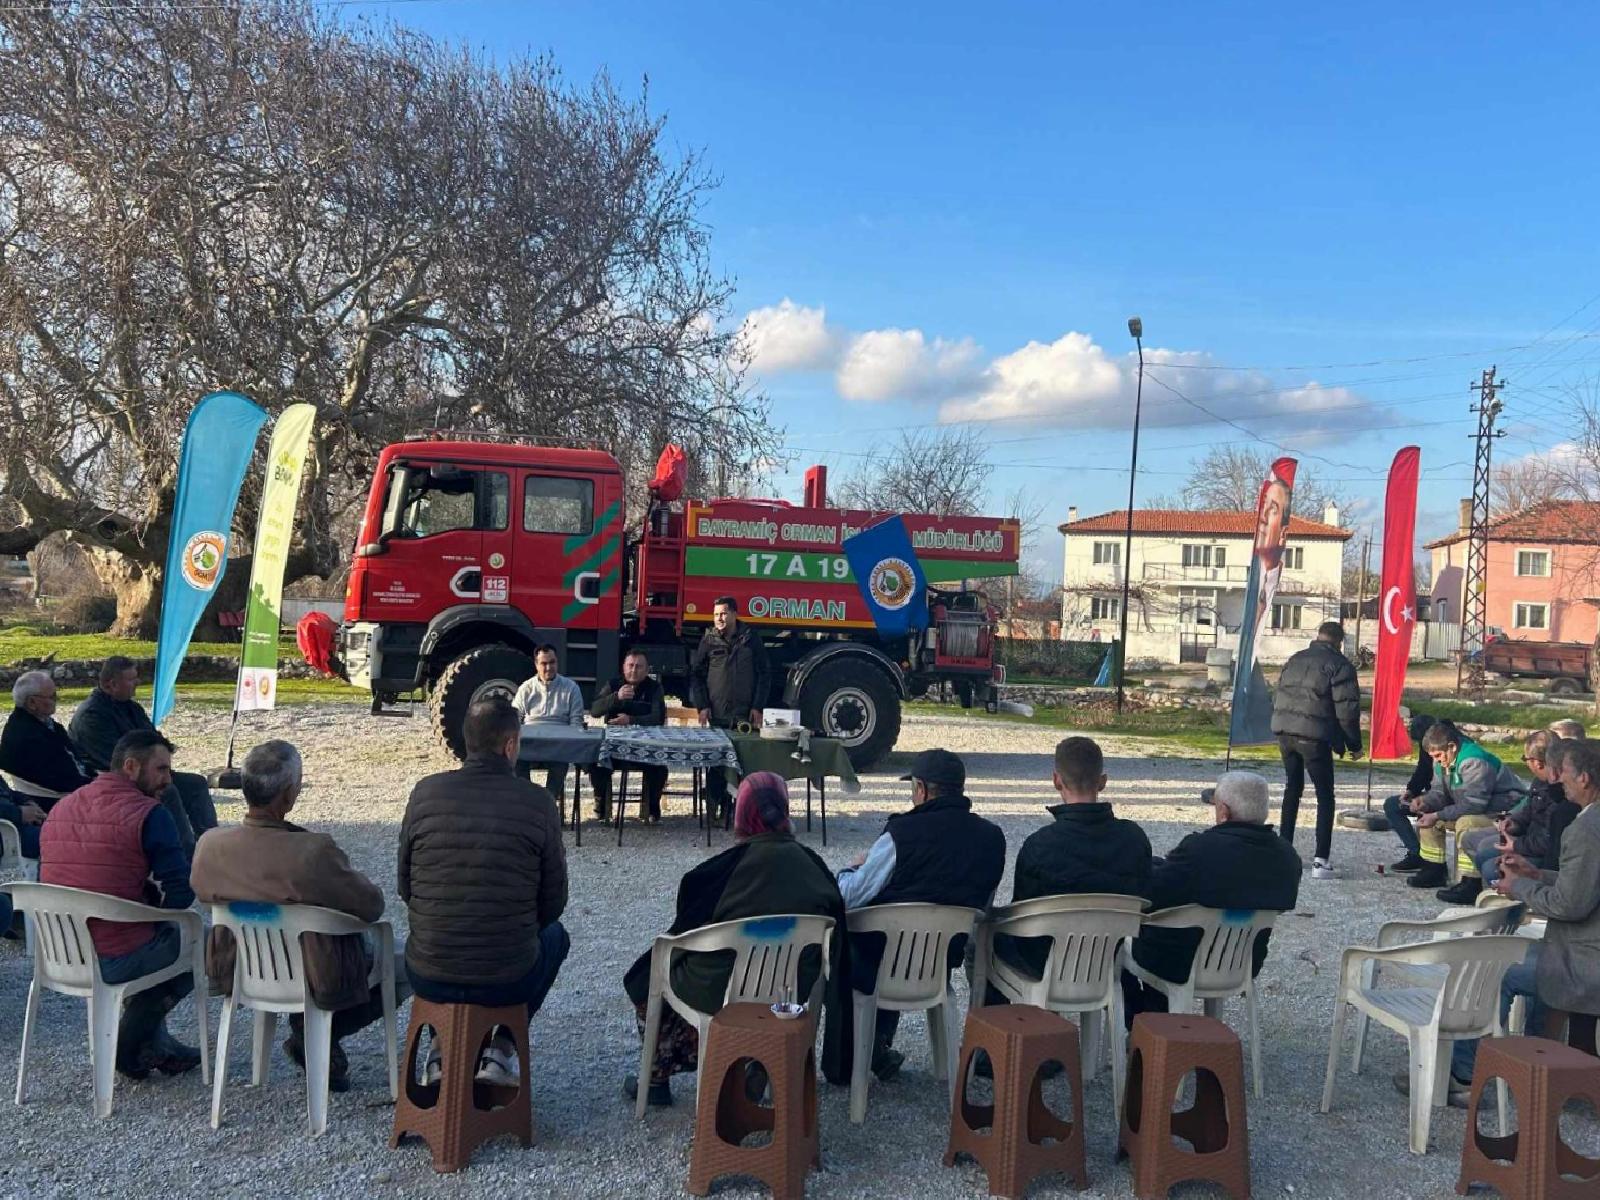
[
  {"x1": 799, "y1": 660, "x2": 901, "y2": 771},
  {"x1": 430, "y1": 643, "x2": 535, "y2": 759}
]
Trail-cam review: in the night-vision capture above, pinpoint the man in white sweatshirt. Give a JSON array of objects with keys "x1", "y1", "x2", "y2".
[{"x1": 512, "y1": 644, "x2": 586, "y2": 795}]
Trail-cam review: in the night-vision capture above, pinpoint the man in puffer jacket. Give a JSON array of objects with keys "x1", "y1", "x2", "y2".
[
  {"x1": 1402, "y1": 720, "x2": 1527, "y2": 900},
  {"x1": 1270, "y1": 622, "x2": 1362, "y2": 880}
]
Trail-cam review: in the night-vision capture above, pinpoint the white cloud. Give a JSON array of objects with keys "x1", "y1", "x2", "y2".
[
  {"x1": 941, "y1": 340, "x2": 1369, "y2": 433},
  {"x1": 737, "y1": 299, "x2": 838, "y2": 373},
  {"x1": 737, "y1": 298, "x2": 1378, "y2": 435},
  {"x1": 836, "y1": 328, "x2": 982, "y2": 402}
]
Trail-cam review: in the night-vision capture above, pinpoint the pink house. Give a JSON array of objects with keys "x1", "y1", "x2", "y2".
[{"x1": 1427, "y1": 500, "x2": 1600, "y2": 644}]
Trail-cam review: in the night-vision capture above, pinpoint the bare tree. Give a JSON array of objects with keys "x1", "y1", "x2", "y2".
[
  {"x1": 835, "y1": 427, "x2": 991, "y2": 518},
  {"x1": 1175, "y1": 445, "x2": 1344, "y2": 518},
  {"x1": 0, "y1": 4, "x2": 776, "y2": 634},
  {"x1": 1492, "y1": 453, "x2": 1574, "y2": 515}
]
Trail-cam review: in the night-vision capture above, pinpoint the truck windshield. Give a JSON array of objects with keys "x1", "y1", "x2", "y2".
[{"x1": 381, "y1": 465, "x2": 508, "y2": 539}]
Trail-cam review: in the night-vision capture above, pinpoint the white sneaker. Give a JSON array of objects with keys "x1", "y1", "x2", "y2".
[
  {"x1": 476, "y1": 1043, "x2": 519, "y2": 1086},
  {"x1": 1311, "y1": 857, "x2": 1336, "y2": 880},
  {"x1": 421, "y1": 1046, "x2": 441, "y2": 1086}
]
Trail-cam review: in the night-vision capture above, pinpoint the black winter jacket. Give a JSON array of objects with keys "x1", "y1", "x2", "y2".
[
  {"x1": 68, "y1": 688, "x2": 158, "y2": 773},
  {"x1": 999, "y1": 801, "x2": 1153, "y2": 978},
  {"x1": 0, "y1": 706, "x2": 93, "y2": 798},
  {"x1": 590, "y1": 675, "x2": 666, "y2": 726},
  {"x1": 399, "y1": 753, "x2": 568, "y2": 986},
  {"x1": 849, "y1": 794, "x2": 1006, "y2": 991},
  {"x1": 1271, "y1": 639, "x2": 1362, "y2": 753},
  {"x1": 690, "y1": 625, "x2": 772, "y2": 725},
  {"x1": 623, "y1": 831, "x2": 855, "y2": 1084},
  {"x1": 1131, "y1": 820, "x2": 1302, "y2": 984},
  {"x1": 1510, "y1": 778, "x2": 1581, "y2": 867}
]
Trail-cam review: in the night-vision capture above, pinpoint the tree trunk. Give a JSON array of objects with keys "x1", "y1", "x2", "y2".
[{"x1": 88, "y1": 549, "x2": 162, "y2": 638}]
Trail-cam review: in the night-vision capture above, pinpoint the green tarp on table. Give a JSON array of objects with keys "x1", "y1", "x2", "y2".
[{"x1": 730, "y1": 734, "x2": 860, "y2": 794}]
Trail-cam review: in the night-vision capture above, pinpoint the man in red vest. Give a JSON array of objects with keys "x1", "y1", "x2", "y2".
[{"x1": 40, "y1": 729, "x2": 200, "y2": 1079}]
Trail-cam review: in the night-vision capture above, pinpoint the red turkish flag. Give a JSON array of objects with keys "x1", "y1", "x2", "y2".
[{"x1": 1371, "y1": 446, "x2": 1421, "y2": 760}]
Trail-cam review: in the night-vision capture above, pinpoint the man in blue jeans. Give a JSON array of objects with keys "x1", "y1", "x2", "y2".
[{"x1": 400, "y1": 698, "x2": 570, "y2": 1084}]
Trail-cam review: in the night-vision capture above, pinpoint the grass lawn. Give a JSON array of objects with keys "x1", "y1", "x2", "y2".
[
  {"x1": 1, "y1": 628, "x2": 298, "y2": 664},
  {"x1": 53, "y1": 677, "x2": 367, "y2": 708},
  {"x1": 915, "y1": 686, "x2": 1597, "y2": 777}
]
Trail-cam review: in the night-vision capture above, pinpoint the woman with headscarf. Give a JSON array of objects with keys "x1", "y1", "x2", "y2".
[{"x1": 622, "y1": 772, "x2": 848, "y2": 1107}]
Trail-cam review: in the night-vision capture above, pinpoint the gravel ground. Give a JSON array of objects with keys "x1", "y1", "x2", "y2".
[{"x1": 0, "y1": 704, "x2": 1574, "y2": 1198}]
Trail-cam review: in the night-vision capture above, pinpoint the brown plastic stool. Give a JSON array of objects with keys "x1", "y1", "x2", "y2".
[
  {"x1": 688, "y1": 1003, "x2": 819, "y2": 1199},
  {"x1": 942, "y1": 1004, "x2": 1088, "y2": 1198},
  {"x1": 390, "y1": 999, "x2": 533, "y2": 1173},
  {"x1": 1456, "y1": 1035, "x2": 1600, "y2": 1199},
  {"x1": 1118, "y1": 1013, "x2": 1250, "y2": 1200}
]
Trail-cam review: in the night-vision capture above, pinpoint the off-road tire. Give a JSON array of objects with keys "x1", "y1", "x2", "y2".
[
  {"x1": 798, "y1": 659, "x2": 901, "y2": 772},
  {"x1": 430, "y1": 643, "x2": 535, "y2": 759}
]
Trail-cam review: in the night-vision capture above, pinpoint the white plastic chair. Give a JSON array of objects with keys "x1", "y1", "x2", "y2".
[
  {"x1": 845, "y1": 903, "x2": 979, "y2": 1123},
  {"x1": 1118, "y1": 905, "x2": 1280, "y2": 1098},
  {"x1": 3, "y1": 881, "x2": 208, "y2": 1118},
  {"x1": 209, "y1": 901, "x2": 398, "y2": 1135},
  {"x1": 635, "y1": 913, "x2": 834, "y2": 1118},
  {"x1": 0, "y1": 819, "x2": 39, "y2": 957},
  {"x1": 0, "y1": 819, "x2": 36, "y2": 882},
  {"x1": 972, "y1": 894, "x2": 1147, "y2": 1111},
  {"x1": 1351, "y1": 906, "x2": 1524, "y2": 1060},
  {"x1": 1320, "y1": 934, "x2": 1529, "y2": 1154},
  {"x1": 0, "y1": 772, "x2": 64, "y2": 802}
]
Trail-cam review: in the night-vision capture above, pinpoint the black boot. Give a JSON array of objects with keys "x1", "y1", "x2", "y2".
[
  {"x1": 623, "y1": 1074, "x2": 673, "y2": 1107},
  {"x1": 285, "y1": 1032, "x2": 352, "y2": 1092},
  {"x1": 1407, "y1": 863, "x2": 1449, "y2": 888},
  {"x1": 1436, "y1": 876, "x2": 1483, "y2": 905},
  {"x1": 1389, "y1": 852, "x2": 1426, "y2": 873}
]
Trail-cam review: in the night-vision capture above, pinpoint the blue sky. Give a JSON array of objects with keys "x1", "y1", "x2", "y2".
[{"x1": 396, "y1": 0, "x2": 1600, "y2": 577}]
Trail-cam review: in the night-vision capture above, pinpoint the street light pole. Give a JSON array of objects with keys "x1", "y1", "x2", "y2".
[{"x1": 1116, "y1": 316, "x2": 1144, "y2": 714}]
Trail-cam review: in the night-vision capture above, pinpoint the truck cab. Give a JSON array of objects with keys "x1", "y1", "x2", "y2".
[{"x1": 341, "y1": 437, "x2": 625, "y2": 752}]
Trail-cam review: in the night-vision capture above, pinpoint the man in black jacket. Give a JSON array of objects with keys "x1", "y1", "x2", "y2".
[
  {"x1": 1271, "y1": 621, "x2": 1361, "y2": 880},
  {"x1": 997, "y1": 736, "x2": 1153, "y2": 979},
  {"x1": 834, "y1": 747, "x2": 1005, "y2": 1080},
  {"x1": 400, "y1": 698, "x2": 570, "y2": 1084},
  {"x1": 1, "y1": 670, "x2": 94, "y2": 799},
  {"x1": 1382, "y1": 713, "x2": 1438, "y2": 872},
  {"x1": 69, "y1": 656, "x2": 218, "y2": 848},
  {"x1": 691, "y1": 596, "x2": 771, "y2": 821},
  {"x1": 1123, "y1": 771, "x2": 1302, "y2": 1021},
  {"x1": 587, "y1": 648, "x2": 669, "y2": 823}
]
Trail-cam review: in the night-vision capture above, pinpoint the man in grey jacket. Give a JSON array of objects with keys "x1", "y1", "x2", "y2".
[
  {"x1": 512, "y1": 643, "x2": 586, "y2": 795},
  {"x1": 1270, "y1": 621, "x2": 1361, "y2": 880},
  {"x1": 1448, "y1": 737, "x2": 1600, "y2": 1089}
]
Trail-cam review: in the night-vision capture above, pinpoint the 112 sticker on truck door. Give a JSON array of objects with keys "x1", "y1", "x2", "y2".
[{"x1": 483, "y1": 575, "x2": 509, "y2": 604}]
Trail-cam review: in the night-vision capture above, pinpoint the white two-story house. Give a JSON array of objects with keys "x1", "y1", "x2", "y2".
[{"x1": 1058, "y1": 506, "x2": 1351, "y2": 666}]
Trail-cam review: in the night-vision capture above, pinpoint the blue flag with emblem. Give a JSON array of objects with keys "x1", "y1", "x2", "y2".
[
  {"x1": 842, "y1": 515, "x2": 929, "y2": 637},
  {"x1": 152, "y1": 391, "x2": 270, "y2": 724}
]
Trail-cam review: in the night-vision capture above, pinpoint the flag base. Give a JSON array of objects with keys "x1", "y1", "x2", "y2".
[
  {"x1": 208, "y1": 766, "x2": 244, "y2": 791},
  {"x1": 1338, "y1": 808, "x2": 1389, "y2": 832}
]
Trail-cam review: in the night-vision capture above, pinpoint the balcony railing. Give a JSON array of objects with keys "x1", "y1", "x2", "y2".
[{"x1": 1142, "y1": 563, "x2": 1250, "y2": 583}]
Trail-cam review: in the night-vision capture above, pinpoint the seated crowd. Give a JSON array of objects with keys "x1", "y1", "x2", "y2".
[{"x1": 2, "y1": 658, "x2": 1597, "y2": 1145}]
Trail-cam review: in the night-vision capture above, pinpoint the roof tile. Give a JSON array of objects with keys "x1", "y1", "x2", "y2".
[
  {"x1": 1058, "y1": 508, "x2": 1351, "y2": 540},
  {"x1": 1422, "y1": 500, "x2": 1600, "y2": 549}
]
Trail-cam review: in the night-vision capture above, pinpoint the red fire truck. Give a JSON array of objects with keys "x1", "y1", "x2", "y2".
[{"x1": 334, "y1": 435, "x2": 1018, "y2": 768}]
